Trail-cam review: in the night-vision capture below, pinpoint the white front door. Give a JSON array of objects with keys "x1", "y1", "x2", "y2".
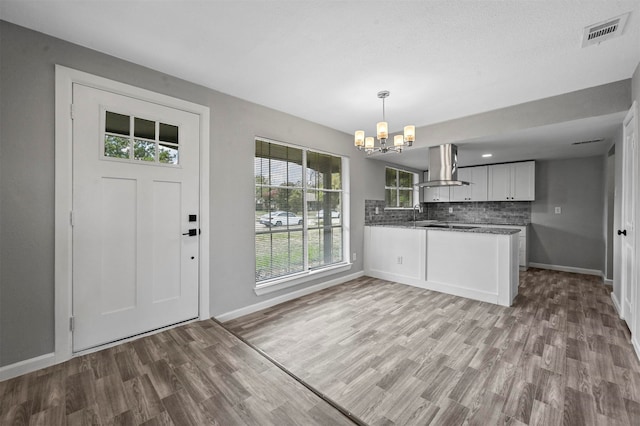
[
  {"x1": 620, "y1": 102, "x2": 637, "y2": 337},
  {"x1": 72, "y1": 83, "x2": 200, "y2": 352}
]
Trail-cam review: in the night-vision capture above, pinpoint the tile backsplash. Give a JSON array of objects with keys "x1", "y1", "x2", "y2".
[
  {"x1": 427, "y1": 201, "x2": 531, "y2": 225},
  {"x1": 364, "y1": 200, "x2": 531, "y2": 225},
  {"x1": 364, "y1": 200, "x2": 428, "y2": 225}
]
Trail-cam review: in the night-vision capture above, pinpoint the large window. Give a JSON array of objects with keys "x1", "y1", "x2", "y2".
[
  {"x1": 385, "y1": 167, "x2": 418, "y2": 208},
  {"x1": 255, "y1": 139, "x2": 346, "y2": 284}
]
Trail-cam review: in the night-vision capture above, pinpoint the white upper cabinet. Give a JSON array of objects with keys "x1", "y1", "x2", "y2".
[
  {"x1": 488, "y1": 161, "x2": 535, "y2": 201},
  {"x1": 450, "y1": 166, "x2": 488, "y2": 202},
  {"x1": 423, "y1": 172, "x2": 451, "y2": 202},
  {"x1": 424, "y1": 186, "x2": 451, "y2": 202}
]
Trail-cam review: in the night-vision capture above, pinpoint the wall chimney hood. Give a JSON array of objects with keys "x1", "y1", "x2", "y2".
[{"x1": 416, "y1": 144, "x2": 470, "y2": 187}]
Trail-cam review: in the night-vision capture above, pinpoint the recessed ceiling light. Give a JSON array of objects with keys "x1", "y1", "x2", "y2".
[{"x1": 482, "y1": 154, "x2": 492, "y2": 158}]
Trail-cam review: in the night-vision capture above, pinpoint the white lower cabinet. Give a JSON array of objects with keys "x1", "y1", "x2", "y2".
[
  {"x1": 473, "y1": 224, "x2": 528, "y2": 270},
  {"x1": 364, "y1": 226, "x2": 519, "y2": 306},
  {"x1": 364, "y1": 226, "x2": 426, "y2": 282}
]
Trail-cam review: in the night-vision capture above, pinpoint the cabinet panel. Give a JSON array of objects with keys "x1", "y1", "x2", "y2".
[
  {"x1": 488, "y1": 161, "x2": 535, "y2": 201},
  {"x1": 488, "y1": 164, "x2": 512, "y2": 201},
  {"x1": 450, "y1": 169, "x2": 471, "y2": 201},
  {"x1": 512, "y1": 161, "x2": 535, "y2": 201},
  {"x1": 469, "y1": 166, "x2": 488, "y2": 201},
  {"x1": 423, "y1": 171, "x2": 450, "y2": 202},
  {"x1": 450, "y1": 166, "x2": 488, "y2": 202}
]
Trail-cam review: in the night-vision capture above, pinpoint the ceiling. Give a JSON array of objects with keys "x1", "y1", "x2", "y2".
[{"x1": 2, "y1": 1, "x2": 639, "y2": 170}]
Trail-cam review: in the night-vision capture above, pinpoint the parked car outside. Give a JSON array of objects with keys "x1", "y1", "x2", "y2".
[
  {"x1": 259, "y1": 211, "x2": 303, "y2": 227},
  {"x1": 316, "y1": 209, "x2": 340, "y2": 218}
]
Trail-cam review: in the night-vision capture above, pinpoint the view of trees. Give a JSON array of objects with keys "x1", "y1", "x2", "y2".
[{"x1": 104, "y1": 136, "x2": 178, "y2": 164}]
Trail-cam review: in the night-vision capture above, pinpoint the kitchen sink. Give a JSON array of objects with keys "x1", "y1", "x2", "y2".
[{"x1": 420, "y1": 224, "x2": 480, "y2": 230}]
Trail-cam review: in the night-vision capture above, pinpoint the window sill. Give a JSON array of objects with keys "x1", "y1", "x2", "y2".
[{"x1": 254, "y1": 262, "x2": 352, "y2": 296}]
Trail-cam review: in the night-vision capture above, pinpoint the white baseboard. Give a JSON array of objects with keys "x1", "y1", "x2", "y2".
[
  {"x1": 0, "y1": 352, "x2": 56, "y2": 382},
  {"x1": 611, "y1": 292, "x2": 623, "y2": 318},
  {"x1": 528, "y1": 262, "x2": 603, "y2": 277},
  {"x1": 215, "y1": 270, "x2": 365, "y2": 322}
]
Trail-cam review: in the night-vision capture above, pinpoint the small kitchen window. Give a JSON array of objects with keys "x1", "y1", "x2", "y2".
[{"x1": 385, "y1": 167, "x2": 418, "y2": 208}]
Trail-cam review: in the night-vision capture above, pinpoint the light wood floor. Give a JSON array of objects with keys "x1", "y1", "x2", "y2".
[
  {"x1": 2, "y1": 269, "x2": 640, "y2": 425},
  {"x1": 0, "y1": 319, "x2": 353, "y2": 425},
  {"x1": 227, "y1": 269, "x2": 640, "y2": 425}
]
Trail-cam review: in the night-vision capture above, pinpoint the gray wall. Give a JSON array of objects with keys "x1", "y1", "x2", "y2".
[
  {"x1": 0, "y1": 21, "x2": 379, "y2": 366},
  {"x1": 530, "y1": 157, "x2": 606, "y2": 271}
]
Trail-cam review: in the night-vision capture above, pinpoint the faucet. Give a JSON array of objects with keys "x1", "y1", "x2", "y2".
[{"x1": 413, "y1": 204, "x2": 422, "y2": 222}]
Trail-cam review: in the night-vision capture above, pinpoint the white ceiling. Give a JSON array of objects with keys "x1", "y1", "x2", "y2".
[{"x1": 2, "y1": 1, "x2": 639, "y2": 169}]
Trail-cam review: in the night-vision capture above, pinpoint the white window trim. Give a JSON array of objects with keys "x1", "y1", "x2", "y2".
[
  {"x1": 54, "y1": 65, "x2": 211, "y2": 366},
  {"x1": 254, "y1": 137, "x2": 350, "y2": 292},
  {"x1": 385, "y1": 166, "x2": 419, "y2": 209}
]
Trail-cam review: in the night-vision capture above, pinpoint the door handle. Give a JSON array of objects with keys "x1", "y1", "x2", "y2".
[
  {"x1": 618, "y1": 229, "x2": 627, "y2": 236},
  {"x1": 182, "y1": 229, "x2": 198, "y2": 236}
]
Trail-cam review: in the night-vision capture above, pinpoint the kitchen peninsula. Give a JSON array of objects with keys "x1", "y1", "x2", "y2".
[{"x1": 364, "y1": 223, "x2": 520, "y2": 307}]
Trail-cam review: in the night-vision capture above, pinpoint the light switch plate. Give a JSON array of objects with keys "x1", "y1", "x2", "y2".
[{"x1": 555, "y1": 207, "x2": 561, "y2": 214}]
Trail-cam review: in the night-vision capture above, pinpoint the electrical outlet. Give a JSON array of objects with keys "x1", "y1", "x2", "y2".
[
  {"x1": 555, "y1": 206, "x2": 562, "y2": 214},
  {"x1": 448, "y1": 207, "x2": 453, "y2": 213},
  {"x1": 352, "y1": 252, "x2": 357, "y2": 261},
  {"x1": 375, "y1": 206, "x2": 380, "y2": 214},
  {"x1": 397, "y1": 256, "x2": 403, "y2": 264}
]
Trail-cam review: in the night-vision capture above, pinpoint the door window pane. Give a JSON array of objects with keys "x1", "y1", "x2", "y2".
[
  {"x1": 159, "y1": 143, "x2": 179, "y2": 164},
  {"x1": 104, "y1": 135, "x2": 130, "y2": 159},
  {"x1": 159, "y1": 123, "x2": 179, "y2": 144},
  {"x1": 134, "y1": 117, "x2": 155, "y2": 140},
  {"x1": 134, "y1": 140, "x2": 155, "y2": 162},
  {"x1": 106, "y1": 112, "x2": 130, "y2": 136}
]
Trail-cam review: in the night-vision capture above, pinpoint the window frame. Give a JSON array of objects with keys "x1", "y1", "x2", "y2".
[
  {"x1": 384, "y1": 166, "x2": 419, "y2": 209},
  {"x1": 254, "y1": 137, "x2": 351, "y2": 294}
]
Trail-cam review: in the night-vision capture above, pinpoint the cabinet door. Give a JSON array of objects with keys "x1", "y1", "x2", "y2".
[
  {"x1": 437, "y1": 186, "x2": 451, "y2": 202},
  {"x1": 451, "y1": 168, "x2": 471, "y2": 201},
  {"x1": 488, "y1": 163, "x2": 512, "y2": 201},
  {"x1": 469, "y1": 166, "x2": 488, "y2": 201},
  {"x1": 512, "y1": 161, "x2": 535, "y2": 200}
]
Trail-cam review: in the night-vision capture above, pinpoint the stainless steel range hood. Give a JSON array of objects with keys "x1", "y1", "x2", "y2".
[{"x1": 416, "y1": 144, "x2": 470, "y2": 187}]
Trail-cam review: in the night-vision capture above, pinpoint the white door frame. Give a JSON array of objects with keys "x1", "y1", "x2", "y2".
[{"x1": 54, "y1": 65, "x2": 210, "y2": 363}]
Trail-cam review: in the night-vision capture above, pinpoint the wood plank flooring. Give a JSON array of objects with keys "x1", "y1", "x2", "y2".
[
  {"x1": 3, "y1": 269, "x2": 639, "y2": 425},
  {"x1": 227, "y1": 269, "x2": 640, "y2": 425},
  {"x1": 0, "y1": 320, "x2": 353, "y2": 425}
]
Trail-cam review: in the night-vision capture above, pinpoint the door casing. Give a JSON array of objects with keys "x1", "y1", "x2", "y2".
[{"x1": 55, "y1": 65, "x2": 210, "y2": 362}]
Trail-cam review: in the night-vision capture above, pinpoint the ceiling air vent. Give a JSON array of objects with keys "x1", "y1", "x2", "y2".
[
  {"x1": 582, "y1": 13, "x2": 630, "y2": 47},
  {"x1": 572, "y1": 138, "x2": 604, "y2": 146}
]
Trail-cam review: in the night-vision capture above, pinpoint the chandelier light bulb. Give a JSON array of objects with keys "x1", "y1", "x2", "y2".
[
  {"x1": 377, "y1": 122, "x2": 388, "y2": 140},
  {"x1": 394, "y1": 135, "x2": 404, "y2": 147},
  {"x1": 404, "y1": 125, "x2": 415, "y2": 144},
  {"x1": 365, "y1": 137, "x2": 375, "y2": 149},
  {"x1": 354, "y1": 130, "x2": 365, "y2": 147}
]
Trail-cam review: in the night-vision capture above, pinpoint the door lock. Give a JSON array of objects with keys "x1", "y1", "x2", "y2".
[{"x1": 182, "y1": 229, "x2": 198, "y2": 236}]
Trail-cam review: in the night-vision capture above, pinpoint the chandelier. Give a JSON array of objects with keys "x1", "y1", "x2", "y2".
[{"x1": 354, "y1": 90, "x2": 415, "y2": 154}]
